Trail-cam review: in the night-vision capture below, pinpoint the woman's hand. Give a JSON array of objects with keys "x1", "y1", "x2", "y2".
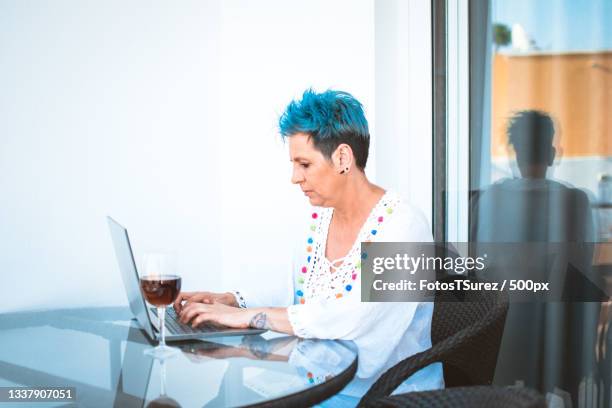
[
  {"x1": 179, "y1": 302, "x2": 251, "y2": 329},
  {"x1": 173, "y1": 291, "x2": 237, "y2": 314},
  {"x1": 178, "y1": 303, "x2": 295, "y2": 335}
]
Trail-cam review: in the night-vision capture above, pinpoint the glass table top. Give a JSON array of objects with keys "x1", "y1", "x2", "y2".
[{"x1": 0, "y1": 307, "x2": 357, "y2": 407}]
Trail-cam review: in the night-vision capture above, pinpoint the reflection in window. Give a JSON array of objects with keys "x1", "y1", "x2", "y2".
[{"x1": 468, "y1": 0, "x2": 611, "y2": 406}]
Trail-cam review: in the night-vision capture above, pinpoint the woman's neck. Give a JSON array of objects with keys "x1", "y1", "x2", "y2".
[{"x1": 332, "y1": 173, "x2": 385, "y2": 226}]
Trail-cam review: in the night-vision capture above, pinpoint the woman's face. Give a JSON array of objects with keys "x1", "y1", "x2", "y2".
[{"x1": 288, "y1": 133, "x2": 342, "y2": 207}]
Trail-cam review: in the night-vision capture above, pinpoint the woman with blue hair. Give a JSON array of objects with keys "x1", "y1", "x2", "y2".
[{"x1": 174, "y1": 89, "x2": 443, "y2": 400}]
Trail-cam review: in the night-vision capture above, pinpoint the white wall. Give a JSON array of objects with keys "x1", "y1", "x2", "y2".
[
  {"x1": 374, "y1": 0, "x2": 433, "y2": 226},
  {"x1": 0, "y1": 0, "x2": 433, "y2": 312},
  {"x1": 0, "y1": 0, "x2": 223, "y2": 312},
  {"x1": 217, "y1": 0, "x2": 376, "y2": 296}
]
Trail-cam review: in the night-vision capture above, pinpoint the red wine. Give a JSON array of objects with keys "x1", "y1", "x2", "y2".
[{"x1": 139, "y1": 275, "x2": 182, "y2": 306}]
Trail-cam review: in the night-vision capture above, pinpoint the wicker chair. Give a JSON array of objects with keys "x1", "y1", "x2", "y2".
[
  {"x1": 357, "y1": 277, "x2": 509, "y2": 407},
  {"x1": 365, "y1": 385, "x2": 546, "y2": 408}
]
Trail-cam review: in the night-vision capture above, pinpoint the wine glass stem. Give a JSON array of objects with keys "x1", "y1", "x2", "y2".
[
  {"x1": 160, "y1": 359, "x2": 167, "y2": 395},
  {"x1": 158, "y1": 306, "x2": 166, "y2": 347}
]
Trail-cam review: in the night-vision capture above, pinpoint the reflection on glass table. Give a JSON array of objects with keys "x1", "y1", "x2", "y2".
[
  {"x1": 0, "y1": 307, "x2": 357, "y2": 407},
  {"x1": 145, "y1": 358, "x2": 180, "y2": 408}
]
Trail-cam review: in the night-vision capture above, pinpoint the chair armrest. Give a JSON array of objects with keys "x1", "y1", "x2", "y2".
[
  {"x1": 362, "y1": 386, "x2": 547, "y2": 408},
  {"x1": 357, "y1": 325, "x2": 482, "y2": 407}
]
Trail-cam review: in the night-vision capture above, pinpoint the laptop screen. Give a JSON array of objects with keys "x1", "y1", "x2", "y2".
[{"x1": 107, "y1": 216, "x2": 156, "y2": 340}]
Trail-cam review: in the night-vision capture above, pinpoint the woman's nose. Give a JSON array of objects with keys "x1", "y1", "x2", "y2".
[{"x1": 291, "y1": 168, "x2": 303, "y2": 184}]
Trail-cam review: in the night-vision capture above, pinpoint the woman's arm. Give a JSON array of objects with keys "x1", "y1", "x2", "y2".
[
  {"x1": 179, "y1": 302, "x2": 295, "y2": 335},
  {"x1": 247, "y1": 308, "x2": 294, "y2": 334}
]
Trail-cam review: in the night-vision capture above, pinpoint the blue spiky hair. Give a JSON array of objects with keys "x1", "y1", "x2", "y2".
[{"x1": 279, "y1": 89, "x2": 370, "y2": 169}]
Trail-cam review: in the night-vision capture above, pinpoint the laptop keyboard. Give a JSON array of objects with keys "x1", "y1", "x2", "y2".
[{"x1": 151, "y1": 307, "x2": 217, "y2": 334}]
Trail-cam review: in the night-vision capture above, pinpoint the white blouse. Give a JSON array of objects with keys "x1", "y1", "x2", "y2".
[{"x1": 234, "y1": 191, "x2": 444, "y2": 397}]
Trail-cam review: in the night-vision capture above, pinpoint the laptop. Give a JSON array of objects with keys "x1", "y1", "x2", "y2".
[{"x1": 107, "y1": 216, "x2": 266, "y2": 341}]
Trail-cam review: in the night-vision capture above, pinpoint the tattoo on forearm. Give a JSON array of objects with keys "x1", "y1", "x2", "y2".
[{"x1": 249, "y1": 312, "x2": 273, "y2": 330}]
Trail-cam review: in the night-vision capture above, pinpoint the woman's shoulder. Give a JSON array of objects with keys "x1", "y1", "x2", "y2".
[{"x1": 381, "y1": 191, "x2": 432, "y2": 242}]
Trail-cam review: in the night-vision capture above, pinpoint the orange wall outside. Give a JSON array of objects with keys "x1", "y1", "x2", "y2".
[{"x1": 491, "y1": 51, "x2": 612, "y2": 159}]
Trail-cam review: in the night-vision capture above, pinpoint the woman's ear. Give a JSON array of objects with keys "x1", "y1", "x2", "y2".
[{"x1": 333, "y1": 144, "x2": 354, "y2": 174}]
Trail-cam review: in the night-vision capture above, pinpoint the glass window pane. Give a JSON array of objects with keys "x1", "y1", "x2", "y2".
[{"x1": 469, "y1": 0, "x2": 611, "y2": 404}]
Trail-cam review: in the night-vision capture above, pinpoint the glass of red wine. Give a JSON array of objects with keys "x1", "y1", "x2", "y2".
[{"x1": 139, "y1": 252, "x2": 182, "y2": 358}]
